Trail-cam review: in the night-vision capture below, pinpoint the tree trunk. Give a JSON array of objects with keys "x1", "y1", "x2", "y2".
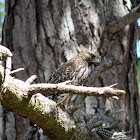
[{"x1": 1, "y1": 0, "x2": 139, "y2": 139}]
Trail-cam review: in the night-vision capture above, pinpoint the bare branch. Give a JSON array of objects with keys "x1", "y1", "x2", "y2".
[
  {"x1": 28, "y1": 83, "x2": 125, "y2": 98},
  {"x1": 5, "y1": 57, "x2": 12, "y2": 74},
  {"x1": 107, "y1": 4, "x2": 140, "y2": 33},
  {"x1": 0, "y1": 45, "x2": 12, "y2": 89},
  {"x1": 109, "y1": 83, "x2": 118, "y2": 88},
  {"x1": 10, "y1": 68, "x2": 24, "y2": 75},
  {"x1": 25, "y1": 75, "x2": 37, "y2": 84},
  {"x1": 112, "y1": 96, "x2": 119, "y2": 99}
]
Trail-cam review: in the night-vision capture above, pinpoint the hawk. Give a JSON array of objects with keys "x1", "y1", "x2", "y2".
[
  {"x1": 47, "y1": 50, "x2": 100, "y2": 108},
  {"x1": 28, "y1": 50, "x2": 101, "y2": 139}
]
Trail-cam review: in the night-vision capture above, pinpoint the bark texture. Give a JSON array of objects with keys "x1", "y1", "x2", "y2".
[{"x1": 1, "y1": 0, "x2": 139, "y2": 139}]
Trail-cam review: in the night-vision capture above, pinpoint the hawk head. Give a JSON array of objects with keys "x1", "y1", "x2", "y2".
[{"x1": 78, "y1": 50, "x2": 101, "y2": 65}]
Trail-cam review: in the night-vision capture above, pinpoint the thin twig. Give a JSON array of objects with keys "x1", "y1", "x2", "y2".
[
  {"x1": 10, "y1": 68, "x2": 24, "y2": 75},
  {"x1": 25, "y1": 75, "x2": 37, "y2": 84},
  {"x1": 112, "y1": 96, "x2": 119, "y2": 99},
  {"x1": 109, "y1": 83, "x2": 118, "y2": 88}
]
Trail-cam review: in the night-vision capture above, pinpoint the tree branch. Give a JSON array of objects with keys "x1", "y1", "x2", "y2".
[
  {"x1": 107, "y1": 4, "x2": 140, "y2": 33},
  {"x1": 85, "y1": 59, "x2": 121, "y2": 86},
  {"x1": 0, "y1": 45, "x2": 126, "y2": 139},
  {"x1": 28, "y1": 83, "x2": 125, "y2": 98},
  {"x1": 25, "y1": 75, "x2": 37, "y2": 84},
  {"x1": 10, "y1": 68, "x2": 24, "y2": 75},
  {"x1": 0, "y1": 45, "x2": 13, "y2": 58}
]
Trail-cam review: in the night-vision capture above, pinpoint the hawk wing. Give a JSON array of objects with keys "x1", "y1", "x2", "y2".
[
  {"x1": 47, "y1": 58, "x2": 89, "y2": 101},
  {"x1": 47, "y1": 59, "x2": 77, "y2": 84},
  {"x1": 48, "y1": 58, "x2": 89, "y2": 85}
]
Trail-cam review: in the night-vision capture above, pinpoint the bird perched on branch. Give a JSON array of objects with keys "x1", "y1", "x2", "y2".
[
  {"x1": 47, "y1": 50, "x2": 101, "y2": 109},
  {"x1": 28, "y1": 50, "x2": 101, "y2": 139}
]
